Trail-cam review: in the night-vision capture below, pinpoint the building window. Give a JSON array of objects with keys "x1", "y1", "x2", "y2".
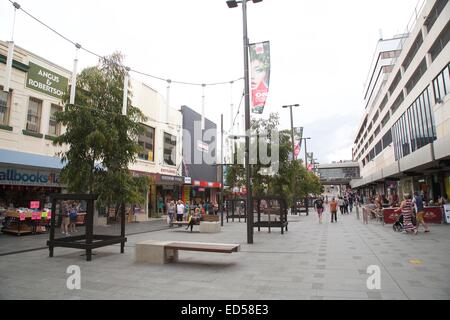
[
  {"x1": 391, "y1": 92, "x2": 404, "y2": 114},
  {"x1": 382, "y1": 130, "x2": 392, "y2": 149},
  {"x1": 405, "y1": 58, "x2": 427, "y2": 95},
  {"x1": 138, "y1": 125, "x2": 155, "y2": 162},
  {"x1": 48, "y1": 104, "x2": 62, "y2": 136},
  {"x1": 26, "y1": 98, "x2": 42, "y2": 133},
  {"x1": 425, "y1": 0, "x2": 448, "y2": 33},
  {"x1": 379, "y1": 95, "x2": 388, "y2": 112},
  {"x1": 388, "y1": 71, "x2": 402, "y2": 96},
  {"x1": 429, "y1": 21, "x2": 450, "y2": 62},
  {"x1": 433, "y1": 63, "x2": 450, "y2": 102},
  {"x1": 392, "y1": 86, "x2": 436, "y2": 160},
  {"x1": 402, "y1": 32, "x2": 423, "y2": 72},
  {"x1": 0, "y1": 87, "x2": 11, "y2": 126},
  {"x1": 163, "y1": 132, "x2": 176, "y2": 166},
  {"x1": 381, "y1": 113, "x2": 390, "y2": 128},
  {"x1": 375, "y1": 140, "x2": 383, "y2": 156}
]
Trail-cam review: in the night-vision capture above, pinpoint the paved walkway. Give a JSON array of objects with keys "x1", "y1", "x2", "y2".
[{"x1": 1, "y1": 208, "x2": 449, "y2": 300}]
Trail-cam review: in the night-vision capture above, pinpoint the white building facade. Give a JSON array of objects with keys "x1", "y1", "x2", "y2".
[
  {"x1": 0, "y1": 40, "x2": 183, "y2": 220},
  {"x1": 351, "y1": 0, "x2": 450, "y2": 202}
]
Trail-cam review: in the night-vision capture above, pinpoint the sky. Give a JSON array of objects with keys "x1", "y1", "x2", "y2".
[{"x1": 0, "y1": 0, "x2": 423, "y2": 164}]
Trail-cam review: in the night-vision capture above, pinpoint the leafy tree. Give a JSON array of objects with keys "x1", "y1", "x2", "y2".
[
  {"x1": 225, "y1": 112, "x2": 323, "y2": 206},
  {"x1": 54, "y1": 52, "x2": 150, "y2": 216}
]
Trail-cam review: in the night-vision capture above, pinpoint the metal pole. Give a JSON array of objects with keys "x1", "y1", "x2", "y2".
[
  {"x1": 304, "y1": 138, "x2": 308, "y2": 169},
  {"x1": 242, "y1": 0, "x2": 253, "y2": 244},
  {"x1": 289, "y1": 106, "x2": 296, "y2": 215},
  {"x1": 290, "y1": 106, "x2": 295, "y2": 161},
  {"x1": 221, "y1": 114, "x2": 224, "y2": 227}
]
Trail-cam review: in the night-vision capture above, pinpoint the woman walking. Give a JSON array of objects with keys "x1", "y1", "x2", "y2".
[
  {"x1": 396, "y1": 194, "x2": 418, "y2": 235},
  {"x1": 314, "y1": 197, "x2": 325, "y2": 224}
]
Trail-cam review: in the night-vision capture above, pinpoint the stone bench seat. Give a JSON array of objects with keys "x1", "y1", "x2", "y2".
[{"x1": 135, "y1": 240, "x2": 240, "y2": 264}]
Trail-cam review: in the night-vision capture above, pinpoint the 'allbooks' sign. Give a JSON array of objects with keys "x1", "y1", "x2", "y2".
[{"x1": 26, "y1": 62, "x2": 68, "y2": 99}]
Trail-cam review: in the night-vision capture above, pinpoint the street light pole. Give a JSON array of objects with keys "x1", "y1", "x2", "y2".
[
  {"x1": 241, "y1": 0, "x2": 253, "y2": 245},
  {"x1": 283, "y1": 104, "x2": 300, "y2": 215},
  {"x1": 303, "y1": 137, "x2": 311, "y2": 169},
  {"x1": 228, "y1": 0, "x2": 262, "y2": 244}
]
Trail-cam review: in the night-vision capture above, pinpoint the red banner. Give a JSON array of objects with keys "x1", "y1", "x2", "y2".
[
  {"x1": 250, "y1": 41, "x2": 270, "y2": 114},
  {"x1": 383, "y1": 207, "x2": 443, "y2": 224}
]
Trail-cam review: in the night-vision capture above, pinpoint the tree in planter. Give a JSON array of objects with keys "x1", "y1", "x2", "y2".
[
  {"x1": 53, "y1": 52, "x2": 150, "y2": 220},
  {"x1": 225, "y1": 112, "x2": 323, "y2": 207}
]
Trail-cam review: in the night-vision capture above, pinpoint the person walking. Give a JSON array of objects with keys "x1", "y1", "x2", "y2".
[
  {"x1": 395, "y1": 194, "x2": 418, "y2": 235},
  {"x1": 344, "y1": 197, "x2": 349, "y2": 214},
  {"x1": 338, "y1": 197, "x2": 345, "y2": 215},
  {"x1": 348, "y1": 195, "x2": 354, "y2": 213},
  {"x1": 413, "y1": 192, "x2": 430, "y2": 233},
  {"x1": 314, "y1": 197, "x2": 325, "y2": 224},
  {"x1": 176, "y1": 200, "x2": 185, "y2": 222},
  {"x1": 330, "y1": 198, "x2": 338, "y2": 223},
  {"x1": 167, "y1": 201, "x2": 176, "y2": 227},
  {"x1": 60, "y1": 200, "x2": 70, "y2": 236},
  {"x1": 68, "y1": 202, "x2": 78, "y2": 234},
  {"x1": 157, "y1": 196, "x2": 164, "y2": 217}
]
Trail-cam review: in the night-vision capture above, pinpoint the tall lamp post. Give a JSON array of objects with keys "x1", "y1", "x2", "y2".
[
  {"x1": 302, "y1": 137, "x2": 311, "y2": 215},
  {"x1": 282, "y1": 104, "x2": 300, "y2": 214},
  {"x1": 302, "y1": 137, "x2": 312, "y2": 169},
  {"x1": 226, "y1": 0, "x2": 262, "y2": 245}
]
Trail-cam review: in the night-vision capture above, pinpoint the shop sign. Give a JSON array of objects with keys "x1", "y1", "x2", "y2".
[
  {"x1": 30, "y1": 201, "x2": 40, "y2": 209},
  {"x1": 159, "y1": 174, "x2": 184, "y2": 184},
  {"x1": 0, "y1": 167, "x2": 60, "y2": 187},
  {"x1": 26, "y1": 62, "x2": 69, "y2": 99},
  {"x1": 161, "y1": 167, "x2": 177, "y2": 175},
  {"x1": 184, "y1": 177, "x2": 192, "y2": 184}
]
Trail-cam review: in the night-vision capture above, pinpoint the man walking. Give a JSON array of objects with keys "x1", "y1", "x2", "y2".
[{"x1": 330, "y1": 198, "x2": 338, "y2": 223}]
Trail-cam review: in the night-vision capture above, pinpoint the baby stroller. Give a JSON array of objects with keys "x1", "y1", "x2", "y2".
[{"x1": 393, "y1": 214, "x2": 404, "y2": 232}]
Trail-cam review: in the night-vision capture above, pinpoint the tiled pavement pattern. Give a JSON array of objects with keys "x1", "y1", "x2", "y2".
[{"x1": 1, "y1": 208, "x2": 449, "y2": 300}]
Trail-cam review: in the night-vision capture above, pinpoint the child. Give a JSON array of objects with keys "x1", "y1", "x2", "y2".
[
  {"x1": 186, "y1": 208, "x2": 201, "y2": 232},
  {"x1": 68, "y1": 202, "x2": 78, "y2": 234}
]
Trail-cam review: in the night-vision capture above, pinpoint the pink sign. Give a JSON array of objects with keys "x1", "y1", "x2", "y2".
[
  {"x1": 19, "y1": 213, "x2": 26, "y2": 221},
  {"x1": 31, "y1": 211, "x2": 38, "y2": 220},
  {"x1": 30, "y1": 201, "x2": 40, "y2": 209}
]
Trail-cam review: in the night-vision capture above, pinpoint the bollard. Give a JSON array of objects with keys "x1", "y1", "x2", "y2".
[{"x1": 356, "y1": 205, "x2": 360, "y2": 220}]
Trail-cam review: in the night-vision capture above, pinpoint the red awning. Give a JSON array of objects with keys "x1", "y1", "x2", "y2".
[{"x1": 192, "y1": 180, "x2": 222, "y2": 189}]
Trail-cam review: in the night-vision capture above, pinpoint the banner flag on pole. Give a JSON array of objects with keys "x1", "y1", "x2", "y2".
[
  {"x1": 294, "y1": 127, "x2": 303, "y2": 160},
  {"x1": 249, "y1": 41, "x2": 270, "y2": 114}
]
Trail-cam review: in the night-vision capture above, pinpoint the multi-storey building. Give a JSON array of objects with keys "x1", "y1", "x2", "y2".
[
  {"x1": 351, "y1": 0, "x2": 450, "y2": 202},
  {"x1": 0, "y1": 40, "x2": 183, "y2": 221}
]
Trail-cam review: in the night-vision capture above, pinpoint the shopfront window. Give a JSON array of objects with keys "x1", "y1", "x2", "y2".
[
  {"x1": 163, "y1": 132, "x2": 176, "y2": 166},
  {"x1": 138, "y1": 124, "x2": 155, "y2": 162},
  {"x1": 0, "y1": 87, "x2": 11, "y2": 126},
  {"x1": 27, "y1": 98, "x2": 42, "y2": 133},
  {"x1": 48, "y1": 104, "x2": 62, "y2": 136}
]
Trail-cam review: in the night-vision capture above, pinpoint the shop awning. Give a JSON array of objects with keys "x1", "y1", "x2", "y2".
[
  {"x1": 0, "y1": 148, "x2": 65, "y2": 170},
  {"x1": 191, "y1": 180, "x2": 222, "y2": 188}
]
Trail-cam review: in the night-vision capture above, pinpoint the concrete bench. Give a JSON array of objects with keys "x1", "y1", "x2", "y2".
[
  {"x1": 135, "y1": 240, "x2": 240, "y2": 264},
  {"x1": 199, "y1": 221, "x2": 221, "y2": 233}
]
